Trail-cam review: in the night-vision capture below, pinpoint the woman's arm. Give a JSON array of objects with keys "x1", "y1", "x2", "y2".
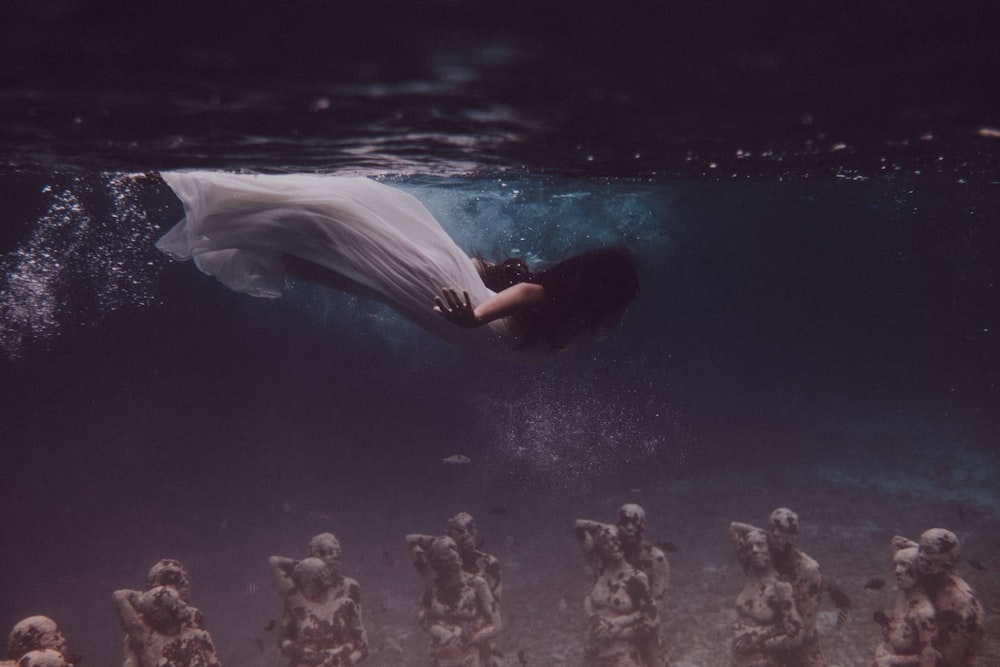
[{"x1": 434, "y1": 283, "x2": 545, "y2": 328}]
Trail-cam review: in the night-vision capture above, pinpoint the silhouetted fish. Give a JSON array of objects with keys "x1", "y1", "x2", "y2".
[
  {"x1": 518, "y1": 649, "x2": 528, "y2": 665},
  {"x1": 827, "y1": 585, "x2": 851, "y2": 609},
  {"x1": 864, "y1": 578, "x2": 886, "y2": 590},
  {"x1": 968, "y1": 558, "x2": 986, "y2": 571},
  {"x1": 263, "y1": 620, "x2": 276, "y2": 632},
  {"x1": 488, "y1": 506, "x2": 508, "y2": 515},
  {"x1": 873, "y1": 611, "x2": 890, "y2": 628},
  {"x1": 957, "y1": 505, "x2": 966, "y2": 521},
  {"x1": 655, "y1": 541, "x2": 678, "y2": 553}
]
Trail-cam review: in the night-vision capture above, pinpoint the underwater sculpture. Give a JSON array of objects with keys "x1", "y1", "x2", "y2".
[
  {"x1": 915, "y1": 528, "x2": 984, "y2": 667},
  {"x1": 765, "y1": 507, "x2": 825, "y2": 666},
  {"x1": 575, "y1": 504, "x2": 670, "y2": 666},
  {"x1": 112, "y1": 559, "x2": 221, "y2": 667},
  {"x1": 872, "y1": 536, "x2": 940, "y2": 667},
  {"x1": 575, "y1": 522, "x2": 659, "y2": 667},
  {"x1": 406, "y1": 512, "x2": 502, "y2": 603},
  {"x1": 2, "y1": 616, "x2": 76, "y2": 667},
  {"x1": 155, "y1": 171, "x2": 639, "y2": 363},
  {"x1": 728, "y1": 523, "x2": 804, "y2": 667},
  {"x1": 9, "y1": 649, "x2": 70, "y2": 667},
  {"x1": 268, "y1": 533, "x2": 368, "y2": 666},
  {"x1": 416, "y1": 536, "x2": 501, "y2": 667}
]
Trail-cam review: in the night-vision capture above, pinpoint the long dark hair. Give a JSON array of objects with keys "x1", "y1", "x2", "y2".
[{"x1": 519, "y1": 246, "x2": 639, "y2": 350}]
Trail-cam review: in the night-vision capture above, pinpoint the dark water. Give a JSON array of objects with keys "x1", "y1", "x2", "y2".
[{"x1": 1, "y1": 3, "x2": 999, "y2": 666}]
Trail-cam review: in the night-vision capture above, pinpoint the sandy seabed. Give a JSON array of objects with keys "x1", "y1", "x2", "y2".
[
  {"x1": 3, "y1": 429, "x2": 998, "y2": 667},
  {"x1": 225, "y1": 442, "x2": 998, "y2": 667}
]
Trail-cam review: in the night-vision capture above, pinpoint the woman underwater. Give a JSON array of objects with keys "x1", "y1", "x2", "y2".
[{"x1": 155, "y1": 171, "x2": 639, "y2": 363}]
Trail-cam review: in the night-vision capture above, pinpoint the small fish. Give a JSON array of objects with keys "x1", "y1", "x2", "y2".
[
  {"x1": 864, "y1": 578, "x2": 886, "y2": 591},
  {"x1": 873, "y1": 611, "x2": 890, "y2": 628},
  {"x1": 256, "y1": 639, "x2": 264, "y2": 654},
  {"x1": 308, "y1": 509, "x2": 330, "y2": 521},
  {"x1": 488, "y1": 506, "x2": 508, "y2": 515},
  {"x1": 957, "y1": 505, "x2": 966, "y2": 521},
  {"x1": 968, "y1": 559, "x2": 986, "y2": 571},
  {"x1": 263, "y1": 620, "x2": 276, "y2": 632},
  {"x1": 441, "y1": 454, "x2": 471, "y2": 464},
  {"x1": 655, "y1": 541, "x2": 678, "y2": 553},
  {"x1": 518, "y1": 649, "x2": 528, "y2": 665},
  {"x1": 827, "y1": 585, "x2": 852, "y2": 609}
]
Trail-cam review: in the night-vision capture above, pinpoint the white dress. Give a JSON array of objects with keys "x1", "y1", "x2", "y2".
[{"x1": 156, "y1": 171, "x2": 552, "y2": 363}]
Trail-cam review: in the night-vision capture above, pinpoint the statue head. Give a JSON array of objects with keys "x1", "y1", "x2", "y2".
[
  {"x1": 917, "y1": 528, "x2": 960, "y2": 576},
  {"x1": 307, "y1": 533, "x2": 342, "y2": 571},
  {"x1": 731, "y1": 523, "x2": 770, "y2": 573},
  {"x1": 617, "y1": 503, "x2": 646, "y2": 545},
  {"x1": 139, "y1": 586, "x2": 185, "y2": 634},
  {"x1": 8, "y1": 616, "x2": 68, "y2": 661},
  {"x1": 891, "y1": 543, "x2": 921, "y2": 591},
  {"x1": 593, "y1": 524, "x2": 624, "y2": 564},
  {"x1": 147, "y1": 559, "x2": 191, "y2": 600},
  {"x1": 427, "y1": 536, "x2": 463, "y2": 574},
  {"x1": 447, "y1": 512, "x2": 478, "y2": 553},
  {"x1": 291, "y1": 557, "x2": 330, "y2": 600},
  {"x1": 767, "y1": 507, "x2": 800, "y2": 554}
]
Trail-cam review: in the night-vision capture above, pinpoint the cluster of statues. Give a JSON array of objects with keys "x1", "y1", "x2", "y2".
[
  {"x1": 1, "y1": 508, "x2": 985, "y2": 667},
  {"x1": 727, "y1": 510, "x2": 984, "y2": 667}
]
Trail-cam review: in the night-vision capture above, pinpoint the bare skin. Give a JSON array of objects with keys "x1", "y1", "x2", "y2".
[{"x1": 433, "y1": 284, "x2": 545, "y2": 328}]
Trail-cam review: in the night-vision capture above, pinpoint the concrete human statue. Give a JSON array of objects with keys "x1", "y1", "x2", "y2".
[
  {"x1": 915, "y1": 528, "x2": 984, "y2": 666},
  {"x1": 2, "y1": 616, "x2": 77, "y2": 667},
  {"x1": 417, "y1": 536, "x2": 501, "y2": 667},
  {"x1": 872, "y1": 536, "x2": 940, "y2": 667},
  {"x1": 575, "y1": 504, "x2": 670, "y2": 666},
  {"x1": 406, "y1": 512, "x2": 502, "y2": 602},
  {"x1": 147, "y1": 559, "x2": 192, "y2": 601},
  {"x1": 729, "y1": 522, "x2": 804, "y2": 667},
  {"x1": 114, "y1": 559, "x2": 215, "y2": 667},
  {"x1": 13, "y1": 649, "x2": 70, "y2": 667},
  {"x1": 268, "y1": 534, "x2": 368, "y2": 667},
  {"x1": 766, "y1": 507, "x2": 824, "y2": 666},
  {"x1": 578, "y1": 523, "x2": 659, "y2": 667},
  {"x1": 111, "y1": 581, "x2": 221, "y2": 667}
]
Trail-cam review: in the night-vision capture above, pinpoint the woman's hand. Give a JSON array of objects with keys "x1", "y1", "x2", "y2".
[{"x1": 434, "y1": 288, "x2": 479, "y2": 328}]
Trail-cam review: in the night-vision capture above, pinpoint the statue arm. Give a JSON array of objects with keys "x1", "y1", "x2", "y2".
[
  {"x1": 418, "y1": 594, "x2": 458, "y2": 645},
  {"x1": 267, "y1": 556, "x2": 297, "y2": 594},
  {"x1": 764, "y1": 583, "x2": 804, "y2": 650},
  {"x1": 112, "y1": 589, "x2": 147, "y2": 640},
  {"x1": 468, "y1": 577, "x2": 502, "y2": 644},
  {"x1": 650, "y1": 546, "x2": 671, "y2": 598},
  {"x1": 343, "y1": 600, "x2": 370, "y2": 665}
]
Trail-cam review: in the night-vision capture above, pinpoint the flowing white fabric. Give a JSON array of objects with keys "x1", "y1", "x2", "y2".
[{"x1": 156, "y1": 171, "x2": 551, "y2": 362}]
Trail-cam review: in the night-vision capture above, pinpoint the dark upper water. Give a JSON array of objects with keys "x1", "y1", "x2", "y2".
[{"x1": 1, "y1": 3, "x2": 999, "y2": 666}]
